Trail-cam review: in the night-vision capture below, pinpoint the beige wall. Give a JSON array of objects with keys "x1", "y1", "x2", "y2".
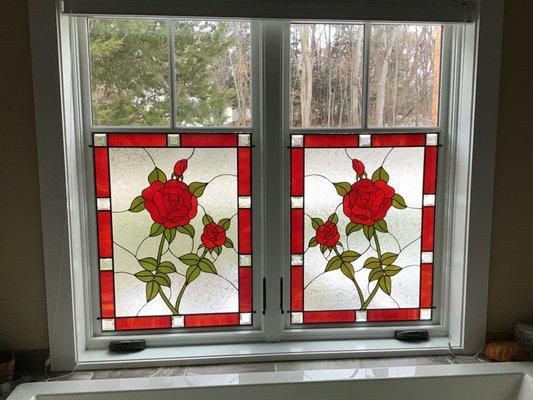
[{"x1": 0, "y1": 0, "x2": 531, "y2": 350}]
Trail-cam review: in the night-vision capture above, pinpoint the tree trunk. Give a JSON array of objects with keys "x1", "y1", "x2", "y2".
[
  {"x1": 375, "y1": 29, "x2": 398, "y2": 126},
  {"x1": 431, "y1": 26, "x2": 442, "y2": 125},
  {"x1": 349, "y1": 28, "x2": 362, "y2": 126},
  {"x1": 299, "y1": 25, "x2": 315, "y2": 127}
]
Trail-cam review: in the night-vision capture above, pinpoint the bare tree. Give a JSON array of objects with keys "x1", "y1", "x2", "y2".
[{"x1": 299, "y1": 25, "x2": 315, "y2": 127}]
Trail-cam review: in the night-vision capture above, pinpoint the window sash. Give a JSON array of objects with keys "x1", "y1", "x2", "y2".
[{"x1": 73, "y1": 16, "x2": 460, "y2": 347}]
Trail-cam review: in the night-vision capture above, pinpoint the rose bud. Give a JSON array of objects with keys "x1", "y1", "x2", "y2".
[
  {"x1": 173, "y1": 159, "x2": 188, "y2": 179},
  {"x1": 352, "y1": 159, "x2": 365, "y2": 176}
]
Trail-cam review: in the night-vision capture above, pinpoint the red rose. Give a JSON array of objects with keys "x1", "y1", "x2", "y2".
[
  {"x1": 173, "y1": 159, "x2": 188, "y2": 179},
  {"x1": 142, "y1": 180, "x2": 198, "y2": 228},
  {"x1": 352, "y1": 159, "x2": 365, "y2": 176},
  {"x1": 315, "y1": 221, "x2": 340, "y2": 248},
  {"x1": 201, "y1": 222, "x2": 226, "y2": 249},
  {"x1": 343, "y1": 178, "x2": 395, "y2": 226}
]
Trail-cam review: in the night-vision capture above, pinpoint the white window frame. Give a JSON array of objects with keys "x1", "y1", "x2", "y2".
[{"x1": 28, "y1": 0, "x2": 503, "y2": 371}]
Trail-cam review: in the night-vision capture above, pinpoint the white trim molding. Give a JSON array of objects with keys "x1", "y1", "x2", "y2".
[{"x1": 29, "y1": 0, "x2": 503, "y2": 370}]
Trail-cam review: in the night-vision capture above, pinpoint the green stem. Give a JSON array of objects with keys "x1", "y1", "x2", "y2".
[
  {"x1": 361, "y1": 233, "x2": 382, "y2": 310},
  {"x1": 158, "y1": 287, "x2": 178, "y2": 314},
  {"x1": 156, "y1": 234, "x2": 165, "y2": 264},
  {"x1": 334, "y1": 247, "x2": 365, "y2": 308},
  {"x1": 175, "y1": 281, "x2": 187, "y2": 314}
]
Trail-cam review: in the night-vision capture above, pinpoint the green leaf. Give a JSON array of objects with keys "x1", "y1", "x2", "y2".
[
  {"x1": 333, "y1": 182, "x2": 352, "y2": 197},
  {"x1": 308, "y1": 237, "x2": 318, "y2": 248},
  {"x1": 340, "y1": 250, "x2": 360, "y2": 262},
  {"x1": 148, "y1": 167, "x2": 167, "y2": 184},
  {"x1": 340, "y1": 262, "x2": 355, "y2": 280},
  {"x1": 371, "y1": 166, "x2": 389, "y2": 183},
  {"x1": 199, "y1": 258, "x2": 217, "y2": 274},
  {"x1": 149, "y1": 223, "x2": 165, "y2": 237},
  {"x1": 186, "y1": 265, "x2": 201, "y2": 284},
  {"x1": 138, "y1": 257, "x2": 158, "y2": 271},
  {"x1": 154, "y1": 272, "x2": 171, "y2": 287},
  {"x1": 392, "y1": 193, "x2": 407, "y2": 209},
  {"x1": 328, "y1": 213, "x2": 339, "y2": 224},
  {"x1": 384, "y1": 265, "x2": 402, "y2": 276},
  {"x1": 363, "y1": 257, "x2": 381, "y2": 269},
  {"x1": 189, "y1": 182, "x2": 208, "y2": 198},
  {"x1": 178, "y1": 253, "x2": 200, "y2": 266},
  {"x1": 214, "y1": 245, "x2": 222, "y2": 255},
  {"x1": 128, "y1": 196, "x2": 145, "y2": 213},
  {"x1": 380, "y1": 252, "x2": 398, "y2": 265},
  {"x1": 374, "y1": 219, "x2": 388, "y2": 233},
  {"x1": 379, "y1": 275, "x2": 392, "y2": 295},
  {"x1": 177, "y1": 224, "x2": 195, "y2": 238},
  {"x1": 218, "y1": 218, "x2": 230, "y2": 231},
  {"x1": 134, "y1": 270, "x2": 154, "y2": 282},
  {"x1": 369, "y1": 268, "x2": 383, "y2": 282},
  {"x1": 311, "y1": 217, "x2": 324, "y2": 230},
  {"x1": 164, "y1": 228, "x2": 177, "y2": 244},
  {"x1": 363, "y1": 225, "x2": 375, "y2": 240},
  {"x1": 146, "y1": 281, "x2": 159, "y2": 302},
  {"x1": 325, "y1": 256, "x2": 342, "y2": 272},
  {"x1": 157, "y1": 261, "x2": 176, "y2": 274},
  {"x1": 202, "y1": 214, "x2": 213, "y2": 225},
  {"x1": 224, "y1": 238, "x2": 234, "y2": 248},
  {"x1": 320, "y1": 244, "x2": 327, "y2": 254},
  {"x1": 346, "y1": 222, "x2": 363, "y2": 236}
]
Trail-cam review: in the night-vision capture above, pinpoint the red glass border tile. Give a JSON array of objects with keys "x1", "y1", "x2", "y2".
[
  {"x1": 291, "y1": 209, "x2": 304, "y2": 254},
  {"x1": 97, "y1": 211, "x2": 112, "y2": 258},
  {"x1": 424, "y1": 147, "x2": 438, "y2": 194},
  {"x1": 238, "y1": 208, "x2": 252, "y2": 254},
  {"x1": 184, "y1": 313, "x2": 240, "y2": 327},
  {"x1": 115, "y1": 316, "x2": 171, "y2": 330},
  {"x1": 291, "y1": 266, "x2": 303, "y2": 311},
  {"x1": 180, "y1": 133, "x2": 238, "y2": 147},
  {"x1": 94, "y1": 148, "x2": 110, "y2": 197},
  {"x1": 367, "y1": 308, "x2": 420, "y2": 321},
  {"x1": 371, "y1": 134, "x2": 426, "y2": 147},
  {"x1": 422, "y1": 206, "x2": 435, "y2": 251},
  {"x1": 107, "y1": 133, "x2": 166, "y2": 147},
  {"x1": 239, "y1": 267, "x2": 252, "y2": 312},
  {"x1": 420, "y1": 264, "x2": 433, "y2": 308},
  {"x1": 99, "y1": 271, "x2": 114, "y2": 318},
  {"x1": 238, "y1": 147, "x2": 251, "y2": 196},
  {"x1": 291, "y1": 148, "x2": 304, "y2": 196},
  {"x1": 303, "y1": 310, "x2": 355, "y2": 324},
  {"x1": 304, "y1": 134, "x2": 358, "y2": 148}
]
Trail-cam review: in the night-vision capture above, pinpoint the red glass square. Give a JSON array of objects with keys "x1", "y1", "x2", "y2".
[
  {"x1": 291, "y1": 148, "x2": 304, "y2": 196},
  {"x1": 291, "y1": 266, "x2": 303, "y2": 311},
  {"x1": 304, "y1": 134, "x2": 358, "y2": 148},
  {"x1": 99, "y1": 271, "x2": 114, "y2": 318},
  {"x1": 371, "y1": 134, "x2": 426, "y2": 147},
  {"x1": 107, "y1": 133, "x2": 166, "y2": 147},
  {"x1": 97, "y1": 211, "x2": 112, "y2": 258},
  {"x1": 239, "y1": 267, "x2": 252, "y2": 312},
  {"x1": 94, "y1": 148, "x2": 110, "y2": 197},
  {"x1": 420, "y1": 264, "x2": 433, "y2": 308},
  {"x1": 184, "y1": 313, "x2": 240, "y2": 327},
  {"x1": 180, "y1": 133, "x2": 237, "y2": 147},
  {"x1": 238, "y1": 148, "x2": 251, "y2": 196},
  {"x1": 238, "y1": 208, "x2": 252, "y2": 254},
  {"x1": 291, "y1": 209, "x2": 304, "y2": 254}
]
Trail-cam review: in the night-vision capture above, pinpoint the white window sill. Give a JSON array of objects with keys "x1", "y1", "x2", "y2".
[{"x1": 72, "y1": 337, "x2": 461, "y2": 371}]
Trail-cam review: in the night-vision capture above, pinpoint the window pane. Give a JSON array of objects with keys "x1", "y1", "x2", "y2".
[
  {"x1": 290, "y1": 24, "x2": 364, "y2": 128},
  {"x1": 368, "y1": 25, "x2": 442, "y2": 127},
  {"x1": 289, "y1": 133, "x2": 438, "y2": 324},
  {"x1": 93, "y1": 133, "x2": 253, "y2": 331},
  {"x1": 89, "y1": 19, "x2": 170, "y2": 127},
  {"x1": 174, "y1": 21, "x2": 251, "y2": 127}
]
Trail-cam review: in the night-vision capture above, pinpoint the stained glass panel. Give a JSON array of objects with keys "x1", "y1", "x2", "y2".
[
  {"x1": 93, "y1": 133, "x2": 252, "y2": 331},
  {"x1": 290, "y1": 133, "x2": 438, "y2": 324}
]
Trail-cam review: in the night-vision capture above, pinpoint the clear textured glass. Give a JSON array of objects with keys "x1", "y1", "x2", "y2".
[
  {"x1": 109, "y1": 147, "x2": 239, "y2": 317},
  {"x1": 302, "y1": 147, "x2": 424, "y2": 310},
  {"x1": 368, "y1": 25, "x2": 442, "y2": 127},
  {"x1": 290, "y1": 23, "x2": 364, "y2": 128},
  {"x1": 89, "y1": 19, "x2": 170, "y2": 126},
  {"x1": 174, "y1": 21, "x2": 252, "y2": 127}
]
